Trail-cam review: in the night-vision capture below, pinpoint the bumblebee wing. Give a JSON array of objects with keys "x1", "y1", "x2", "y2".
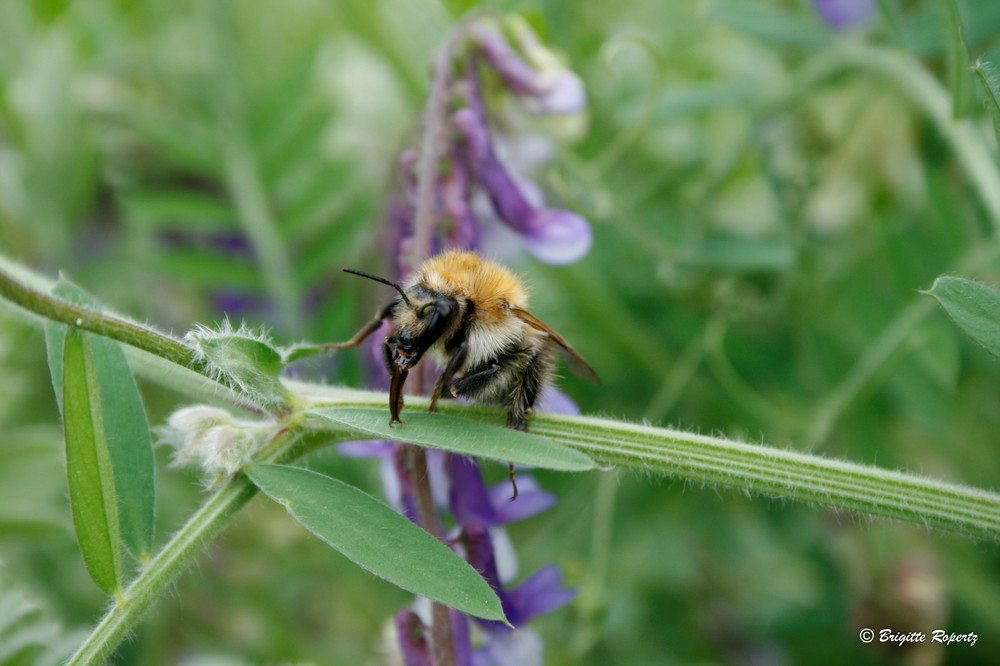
[{"x1": 511, "y1": 306, "x2": 599, "y2": 384}]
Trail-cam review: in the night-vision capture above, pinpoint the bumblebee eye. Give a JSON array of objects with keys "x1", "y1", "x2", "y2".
[{"x1": 419, "y1": 304, "x2": 435, "y2": 318}]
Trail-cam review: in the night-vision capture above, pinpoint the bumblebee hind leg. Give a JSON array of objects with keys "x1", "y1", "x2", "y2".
[
  {"x1": 503, "y1": 409, "x2": 530, "y2": 502},
  {"x1": 503, "y1": 349, "x2": 550, "y2": 501}
]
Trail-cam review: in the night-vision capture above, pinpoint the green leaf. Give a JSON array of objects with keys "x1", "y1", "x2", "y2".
[
  {"x1": 971, "y1": 59, "x2": 1000, "y2": 154},
  {"x1": 944, "y1": 0, "x2": 973, "y2": 118},
  {"x1": 923, "y1": 276, "x2": 1000, "y2": 360},
  {"x1": 44, "y1": 278, "x2": 155, "y2": 559},
  {"x1": 245, "y1": 464, "x2": 507, "y2": 622},
  {"x1": 186, "y1": 323, "x2": 292, "y2": 411},
  {"x1": 62, "y1": 327, "x2": 122, "y2": 596},
  {"x1": 88, "y1": 332, "x2": 155, "y2": 560},
  {"x1": 308, "y1": 406, "x2": 594, "y2": 471}
]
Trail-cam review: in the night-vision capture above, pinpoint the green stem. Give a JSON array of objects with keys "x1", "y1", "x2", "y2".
[
  {"x1": 49, "y1": 379, "x2": 1000, "y2": 661},
  {"x1": 0, "y1": 263, "x2": 271, "y2": 414},
  {"x1": 298, "y1": 389, "x2": 1000, "y2": 541},
  {"x1": 66, "y1": 476, "x2": 258, "y2": 666},
  {"x1": 0, "y1": 267, "x2": 198, "y2": 370},
  {"x1": 527, "y1": 411, "x2": 1000, "y2": 541}
]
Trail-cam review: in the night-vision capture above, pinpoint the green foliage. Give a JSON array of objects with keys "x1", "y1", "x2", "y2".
[
  {"x1": 185, "y1": 321, "x2": 292, "y2": 412},
  {"x1": 45, "y1": 279, "x2": 155, "y2": 561},
  {"x1": 246, "y1": 463, "x2": 507, "y2": 622},
  {"x1": 924, "y1": 276, "x2": 1000, "y2": 360},
  {"x1": 310, "y1": 406, "x2": 594, "y2": 471},
  {"x1": 60, "y1": 327, "x2": 123, "y2": 596},
  {"x1": 2, "y1": 0, "x2": 1000, "y2": 664},
  {"x1": 972, "y1": 58, "x2": 1000, "y2": 152}
]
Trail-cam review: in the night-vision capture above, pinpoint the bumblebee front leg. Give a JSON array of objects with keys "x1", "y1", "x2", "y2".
[
  {"x1": 387, "y1": 342, "x2": 409, "y2": 425},
  {"x1": 323, "y1": 298, "x2": 396, "y2": 350},
  {"x1": 429, "y1": 341, "x2": 469, "y2": 412}
]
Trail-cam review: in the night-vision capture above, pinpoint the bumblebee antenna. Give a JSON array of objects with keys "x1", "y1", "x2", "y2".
[{"x1": 342, "y1": 268, "x2": 411, "y2": 306}]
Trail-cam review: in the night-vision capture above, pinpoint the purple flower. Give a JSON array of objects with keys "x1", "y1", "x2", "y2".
[
  {"x1": 353, "y1": 13, "x2": 591, "y2": 664},
  {"x1": 452, "y1": 107, "x2": 592, "y2": 264},
  {"x1": 460, "y1": 522, "x2": 576, "y2": 629},
  {"x1": 535, "y1": 386, "x2": 582, "y2": 415},
  {"x1": 395, "y1": 609, "x2": 433, "y2": 666},
  {"x1": 448, "y1": 454, "x2": 556, "y2": 526},
  {"x1": 814, "y1": 0, "x2": 874, "y2": 30},
  {"x1": 472, "y1": 628, "x2": 545, "y2": 666},
  {"x1": 471, "y1": 21, "x2": 586, "y2": 115}
]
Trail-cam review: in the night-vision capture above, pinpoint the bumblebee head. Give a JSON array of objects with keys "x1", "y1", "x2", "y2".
[
  {"x1": 341, "y1": 267, "x2": 458, "y2": 369},
  {"x1": 390, "y1": 291, "x2": 457, "y2": 367}
]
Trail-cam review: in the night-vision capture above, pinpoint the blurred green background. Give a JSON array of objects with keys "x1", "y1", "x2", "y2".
[{"x1": 2, "y1": 0, "x2": 1000, "y2": 663}]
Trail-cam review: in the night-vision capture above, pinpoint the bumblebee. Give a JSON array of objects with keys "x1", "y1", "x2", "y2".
[{"x1": 332, "y1": 249, "x2": 598, "y2": 434}]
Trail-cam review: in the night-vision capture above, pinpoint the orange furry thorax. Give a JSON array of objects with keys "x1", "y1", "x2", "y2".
[{"x1": 411, "y1": 250, "x2": 528, "y2": 320}]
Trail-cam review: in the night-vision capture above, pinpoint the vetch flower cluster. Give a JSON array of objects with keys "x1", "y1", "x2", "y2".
[
  {"x1": 390, "y1": 14, "x2": 592, "y2": 271},
  {"x1": 345, "y1": 12, "x2": 592, "y2": 665}
]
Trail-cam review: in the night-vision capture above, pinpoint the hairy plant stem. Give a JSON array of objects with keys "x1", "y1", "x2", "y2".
[
  {"x1": 0, "y1": 266, "x2": 277, "y2": 416},
  {"x1": 66, "y1": 477, "x2": 257, "y2": 666},
  {"x1": 0, "y1": 267, "x2": 198, "y2": 369},
  {"x1": 294, "y1": 388, "x2": 1000, "y2": 541}
]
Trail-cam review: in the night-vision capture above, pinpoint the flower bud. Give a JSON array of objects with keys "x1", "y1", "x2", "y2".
[{"x1": 162, "y1": 405, "x2": 273, "y2": 479}]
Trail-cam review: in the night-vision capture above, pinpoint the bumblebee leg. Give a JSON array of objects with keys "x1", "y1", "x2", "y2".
[
  {"x1": 501, "y1": 349, "x2": 549, "y2": 501},
  {"x1": 323, "y1": 298, "x2": 397, "y2": 350},
  {"x1": 504, "y1": 357, "x2": 542, "y2": 432},
  {"x1": 429, "y1": 341, "x2": 469, "y2": 412},
  {"x1": 381, "y1": 337, "x2": 395, "y2": 377},
  {"x1": 386, "y1": 339, "x2": 409, "y2": 425},
  {"x1": 505, "y1": 406, "x2": 530, "y2": 501},
  {"x1": 449, "y1": 364, "x2": 500, "y2": 397},
  {"x1": 506, "y1": 410, "x2": 529, "y2": 431},
  {"x1": 507, "y1": 463, "x2": 518, "y2": 501}
]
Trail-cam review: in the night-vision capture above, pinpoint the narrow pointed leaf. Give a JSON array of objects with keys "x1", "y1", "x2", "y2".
[
  {"x1": 62, "y1": 328, "x2": 122, "y2": 596},
  {"x1": 88, "y1": 334, "x2": 155, "y2": 559},
  {"x1": 971, "y1": 58, "x2": 1000, "y2": 153},
  {"x1": 308, "y1": 406, "x2": 594, "y2": 471},
  {"x1": 923, "y1": 276, "x2": 1000, "y2": 360},
  {"x1": 44, "y1": 278, "x2": 155, "y2": 559},
  {"x1": 944, "y1": 0, "x2": 972, "y2": 118},
  {"x1": 245, "y1": 464, "x2": 507, "y2": 622}
]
